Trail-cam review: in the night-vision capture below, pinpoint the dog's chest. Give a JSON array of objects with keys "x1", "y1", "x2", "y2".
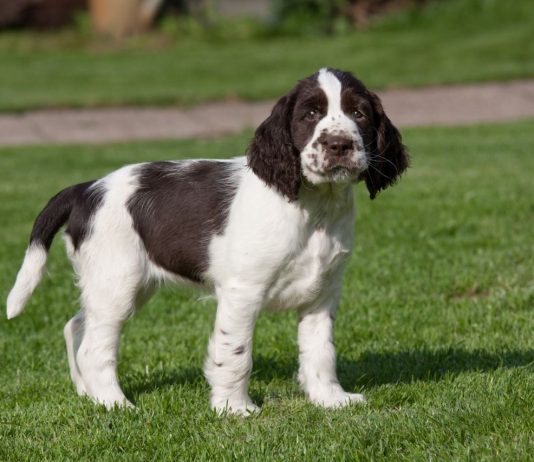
[{"x1": 265, "y1": 223, "x2": 352, "y2": 310}]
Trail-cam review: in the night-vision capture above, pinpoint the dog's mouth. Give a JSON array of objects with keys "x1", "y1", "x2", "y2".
[
  {"x1": 307, "y1": 165, "x2": 362, "y2": 183},
  {"x1": 325, "y1": 166, "x2": 358, "y2": 183},
  {"x1": 304, "y1": 152, "x2": 368, "y2": 183},
  {"x1": 326, "y1": 165, "x2": 358, "y2": 175},
  {"x1": 323, "y1": 158, "x2": 368, "y2": 179},
  {"x1": 325, "y1": 156, "x2": 367, "y2": 172}
]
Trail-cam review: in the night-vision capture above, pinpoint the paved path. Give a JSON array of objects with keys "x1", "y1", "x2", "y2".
[{"x1": 1, "y1": 80, "x2": 533, "y2": 146}]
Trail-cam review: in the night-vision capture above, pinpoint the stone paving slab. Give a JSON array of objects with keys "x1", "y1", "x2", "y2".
[{"x1": 0, "y1": 80, "x2": 533, "y2": 146}]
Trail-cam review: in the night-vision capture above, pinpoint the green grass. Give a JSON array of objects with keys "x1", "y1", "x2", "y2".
[
  {"x1": 0, "y1": 0, "x2": 533, "y2": 111},
  {"x1": 1, "y1": 120, "x2": 533, "y2": 460}
]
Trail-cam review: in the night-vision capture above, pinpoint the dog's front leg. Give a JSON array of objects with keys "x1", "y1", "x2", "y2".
[
  {"x1": 298, "y1": 292, "x2": 365, "y2": 408},
  {"x1": 204, "y1": 288, "x2": 261, "y2": 416}
]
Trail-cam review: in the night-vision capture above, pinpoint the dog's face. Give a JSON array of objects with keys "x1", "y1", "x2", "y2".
[
  {"x1": 292, "y1": 69, "x2": 370, "y2": 185},
  {"x1": 248, "y1": 68, "x2": 409, "y2": 200}
]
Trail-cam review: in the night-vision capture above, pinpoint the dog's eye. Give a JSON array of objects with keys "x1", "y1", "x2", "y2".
[
  {"x1": 306, "y1": 109, "x2": 319, "y2": 120},
  {"x1": 353, "y1": 110, "x2": 365, "y2": 119}
]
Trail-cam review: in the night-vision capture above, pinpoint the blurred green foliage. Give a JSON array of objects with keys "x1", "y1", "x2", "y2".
[
  {"x1": 157, "y1": 0, "x2": 534, "y2": 40},
  {"x1": 270, "y1": 0, "x2": 349, "y2": 36},
  {"x1": 157, "y1": 0, "x2": 352, "y2": 39}
]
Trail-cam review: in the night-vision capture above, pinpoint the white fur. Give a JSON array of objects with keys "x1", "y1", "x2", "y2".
[
  {"x1": 6, "y1": 244, "x2": 48, "y2": 319},
  {"x1": 205, "y1": 170, "x2": 360, "y2": 413},
  {"x1": 7, "y1": 70, "x2": 368, "y2": 414}
]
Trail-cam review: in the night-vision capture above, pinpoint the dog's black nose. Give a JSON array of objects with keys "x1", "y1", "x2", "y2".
[{"x1": 321, "y1": 135, "x2": 354, "y2": 156}]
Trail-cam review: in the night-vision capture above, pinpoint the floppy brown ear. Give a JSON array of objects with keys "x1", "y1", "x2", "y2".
[
  {"x1": 363, "y1": 92, "x2": 409, "y2": 199},
  {"x1": 247, "y1": 90, "x2": 300, "y2": 201}
]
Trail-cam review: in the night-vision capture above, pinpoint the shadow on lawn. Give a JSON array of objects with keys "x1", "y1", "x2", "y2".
[
  {"x1": 126, "y1": 347, "x2": 534, "y2": 401},
  {"x1": 124, "y1": 366, "x2": 204, "y2": 398},
  {"x1": 252, "y1": 348, "x2": 534, "y2": 389},
  {"x1": 338, "y1": 348, "x2": 534, "y2": 388}
]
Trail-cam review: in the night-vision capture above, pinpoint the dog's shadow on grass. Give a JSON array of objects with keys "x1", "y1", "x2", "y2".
[
  {"x1": 126, "y1": 347, "x2": 534, "y2": 401},
  {"x1": 337, "y1": 347, "x2": 534, "y2": 389},
  {"x1": 124, "y1": 366, "x2": 204, "y2": 399},
  {"x1": 252, "y1": 348, "x2": 534, "y2": 389}
]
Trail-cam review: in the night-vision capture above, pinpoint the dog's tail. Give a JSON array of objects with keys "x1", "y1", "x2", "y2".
[{"x1": 6, "y1": 185, "x2": 80, "y2": 319}]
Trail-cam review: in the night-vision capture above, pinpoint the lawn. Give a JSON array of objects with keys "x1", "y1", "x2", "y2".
[
  {"x1": 0, "y1": 0, "x2": 533, "y2": 111},
  {"x1": 0, "y1": 120, "x2": 533, "y2": 460}
]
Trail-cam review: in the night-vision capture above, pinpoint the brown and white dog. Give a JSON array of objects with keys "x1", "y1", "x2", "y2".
[{"x1": 7, "y1": 68, "x2": 409, "y2": 414}]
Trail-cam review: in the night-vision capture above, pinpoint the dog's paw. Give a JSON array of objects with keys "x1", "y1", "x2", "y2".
[
  {"x1": 90, "y1": 393, "x2": 135, "y2": 410},
  {"x1": 75, "y1": 381, "x2": 87, "y2": 397},
  {"x1": 212, "y1": 397, "x2": 260, "y2": 416},
  {"x1": 309, "y1": 389, "x2": 366, "y2": 409}
]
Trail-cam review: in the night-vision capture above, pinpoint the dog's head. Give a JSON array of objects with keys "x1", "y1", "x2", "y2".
[{"x1": 247, "y1": 68, "x2": 409, "y2": 200}]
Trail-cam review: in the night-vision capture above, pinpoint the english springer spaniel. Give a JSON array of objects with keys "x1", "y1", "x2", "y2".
[{"x1": 7, "y1": 68, "x2": 408, "y2": 415}]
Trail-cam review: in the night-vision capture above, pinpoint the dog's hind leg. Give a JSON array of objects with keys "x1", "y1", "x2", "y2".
[
  {"x1": 63, "y1": 165, "x2": 150, "y2": 409},
  {"x1": 64, "y1": 311, "x2": 86, "y2": 396},
  {"x1": 73, "y1": 251, "x2": 147, "y2": 410},
  {"x1": 75, "y1": 286, "x2": 135, "y2": 409}
]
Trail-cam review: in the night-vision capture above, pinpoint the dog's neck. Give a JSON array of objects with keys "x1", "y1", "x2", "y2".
[{"x1": 297, "y1": 181, "x2": 354, "y2": 224}]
